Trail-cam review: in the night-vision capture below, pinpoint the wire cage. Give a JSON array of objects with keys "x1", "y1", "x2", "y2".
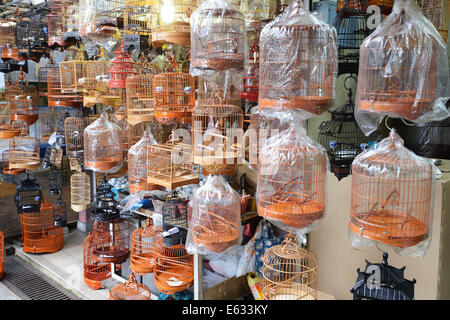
[
  {"x1": 130, "y1": 218, "x2": 162, "y2": 275},
  {"x1": 21, "y1": 202, "x2": 64, "y2": 254},
  {"x1": 37, "y1": 61, "x2": 57, "y2": 97},
  {"x1": 15, "y1": 13, "x2": 48, "y2": 52},
  {"x1": 7, "y1": 71, "x2": 39, "y2": 126},
  {"x1": 126, "y1": 73, "x2": 156, "y2": 125},
  {"x1": 196, "y1": 75, "x2": 242, "y2": 111},
  {"x1": 151, "y1": 0, "x2": 197, "y2": 47},
  {"x1": 162, "y1": 195, "x2": 189, "y2": 246},
  {"x1": 48, "y1": 0, "x2": 66, "y2": 47},
  {"x1": 336, "y1": 0, "x2": 393, "y2": 14},
  {"x1": 90, "y1": 176, "x2": 121, "y2": 222},
  {"x1": 83, "y1": 232, "x2": 112, "y2": 290},
  {"x1": 79, "y1": 0, "x2": 123, "y2": 37},
  {"x1": 9, "y1": 137, "x2": 40, "y2": 170},
  {"x1": 110, "y1": 273, "x2": 152, "y2": 300},
  {"x1": 0, "y1": 119, "x2": 28, "y2": 140},
  {"x1": 15, "y1": 174, "x2": 43, "y2": 214},
  {"x1": 58, "y1": 50, "x2": 86, "y2": 94},
  {"x1": 91, "y1": 219, "x2": 131, "y2": 265},
  {"x1": 64, "y1": 116, "x2": 96, "y2": 159},
  {"x1": 0, "y1": 230, "x2": 3, "y2": 280},
  {"x1": 153, "y1": 237, "x2": 194, "y2": 294},
  {"x1": 0, "y1": 20, "x2": 17, "y2": 57},
  {"x1": 47, "y1": 68, "x2": 83, "y2": 108},
  {"x1": 40, "y1": 108, "x2": 66, "y2": 143},
  {"x1": 81, "y1": 48, "x2": 111, "y2": 92},
  {"x1": 258, "y1": 0, "x2": 337, "y2": 116},
  {"x1": 53, "y1": 192, "x2": 67, "y2": 228},
  {"x1": 190, "y1": 0, "x2": 246, "y2": 72},
  {"x1": 48, "y1": 168, "x2": 63, "y2": 196},
  {"x1": 71, "y1": 170, "x2": 91, "y2": 212},
  {"x1": 109, "y1": 41, "x2": 136, "y2": 90},
  {"x1": 124, "y1": 0, "x2": 153, "y2": 36},
  {"x1": 418, "y1": 0, "x2": 450, "y2": 43},
  {"x1": 2, "y1": 150, "x2": 25, "y2": 175},
  {"x1": 349, "y1": 130, "x2": 434, "y2": 249},
  {"x1": 84, "y1": 113, "x2": 123, "y2": 173},
  {"x1": 153, "y1": 58, "x2": 195, "y2": 125},
  {"x1": 262, "y1": 233, "x2": 318, "y2": 300},
  {"x1": 241, "y1": 41, "x2": 260, "y2": 103},
  {"x1": 240, "y1": 0, "x2": 276, "y2": 26}
]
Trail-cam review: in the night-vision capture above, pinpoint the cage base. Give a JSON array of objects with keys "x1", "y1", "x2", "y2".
[
  {"x1": 83, "y1": 95, "x2": 121, "y2": 108},
  {"x1": 92, "y1": 247, "x2": 130, "y2": 265},
  {"x1": 85, "y1": 157, "x2": 122, "y2": 173},
  {"x1": 259, "y1": 97, "x2": 332, "y2": 115},
  {"x1": 129, "y1": 180, "x2": 162, "y2": 195},
  {"x1": 263, "y1": 286, "x2": 317, "y2": 300},
  {"x1": 152, "y1": 31, "x2": 190, "y2": 47},
  {"x1": 10, "y1": 115, "x2": 38, "y2": 126},
  {"x1": 127, "y1": 114, "x2": 154, "y2": 126},
  {"x1": 22, "y1": 235, "x2": 64, "y2": 254},
  {"x1": 0, "y1": 271, "x2": 3, "y2": 281},
  {"x1": 154, "y1": 112, "x2": 191, "y2": 125},
  {"x1": 193, "y1": 233, "x2": 238, "y2": 253},
  {"x1": 191, "y1": 57, "x2": 244, "y2": 71},
  {"x1": 2, "y1": 167, "x2": 25, "y2": 175},
  {"x1": 9, "y1": 161, "x2": 40, "y2": 170},
  {"x1": 0, "y1": 129, "x2": 22, "y2": 139},
  {"x1": 359, "y1": 99, "x2": 432, "y2": 121},
  {"x1": 154, "y1": 267, "x2": 194, "y2": 295},
  {"x1": 130, "y1": 254, "x2": 155, "y2": 275},
  {"x1": 147, "y1": 175, "x2": 199, "y2": 191},
  {"x1": 71, "y1": 203, "x2": 88, "y2": 213}
]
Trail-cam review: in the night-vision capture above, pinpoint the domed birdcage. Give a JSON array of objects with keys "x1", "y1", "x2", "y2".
[
  {"x1": 240, "y1": 0, "x2": 276, "y2": 27},
  {"x1": 90, "y1": 176, "x2": 120, "y2": 222},
  {"x1": 130, "y1": 218, "x2": 162, "y2": 275},
  {"x1": 0, "y1": 230, "x2": 3, "y2": 280},
  {"x1": 109, "y1": 274, "x2": 151, "y2": 300},
  {"x1": 417, "y1": 0, "x2": 450, "y2": 43},
  {"x1": 64, "y1": 116, "x2": 96, "y2": 159},
  {"x1": 262, "y1": 233, "x2": 318, "y2": 300},
  {"x1": 70, "y1": 170, "x2": 91, "y2": 212},
  {"x1": 83, "y1": 232, "x2": 112, "y2": 290},
  {"x1": 53, "y1": 191, "x2": 67, "y2": 228},
  {"x1": 78, "y1": 0, "x2": 123, "y2": 38},
  {"x1": 2, "y1": 150, "x2": 25, "y2": 176},
  {"x1": 15, "y1": 174, "x2": 42, "y2": 214},
  {"x1": 91, "y1": 219, "x2": 131, "y2": 265},
  {"x1": 9, "y1": 137, "x2": 40, "y2": 171},
  {"x1": 162, "y1": 194, "x2": 189, "y2": 247},
  {"x1": 7, "y1": 69, "x2": 38, "y2": 126}
]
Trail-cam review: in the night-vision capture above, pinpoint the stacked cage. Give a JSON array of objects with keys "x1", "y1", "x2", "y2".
[{"x1": 124, "y1": 0, "x2": 153, "y2": 36}]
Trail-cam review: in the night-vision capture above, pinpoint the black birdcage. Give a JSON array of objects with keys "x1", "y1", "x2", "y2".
[
  {"x1": 350, "y1": 253, "x2": 416, "y2": 300},
  {"x1": 15, "y1": 8, "x2": 49, "y2": 53},
  {"x1": 48, "y1": 168, "x2": 62, "y2": 196},
  {"x1": 53, "y1": 191, "x2": 67, "y2": 227},
  {"x1": 162, "y1": 194, "x2": 189, "y2": 247},
  {"x1": 15, "y1": 174, "x2": 43, "y2": 214},
  {"x1": 90, "y1": 176, "x2": 120, "y2": 222}
]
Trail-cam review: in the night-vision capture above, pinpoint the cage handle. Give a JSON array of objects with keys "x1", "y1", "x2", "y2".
[{"x1": 165, "y1": 57, "x2": 179, "y2": 73}]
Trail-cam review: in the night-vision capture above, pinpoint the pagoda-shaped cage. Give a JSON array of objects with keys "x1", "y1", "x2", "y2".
[
  {"x1": 153, "y1": 58, "x2": 195, "y2": 125},
  {"x1": 71, "y1": 170, "x2": 91, "y2": 212},
  {"x1": 7, "y1": 72, "x2": 39, "y2": 126},
  {"x1": 83, "y1": 233, "x2": 112, "y2": 290},
  {"x1": 0, "y1": 20, "x2": 17, "y2": 56},
  {"x1": 258, "y1": 0, "x2": 337, "y2": 116},
  {"x1": 130, "y1": 218, "x2": 162, "y2": 275},
  {"x1": 146, "y1": 141, "x2": 199, "y2": 191},
  {"x1": 84, "y1": 113, "x2": 123, "y2": 173},
  {"x1": 53, "y1": 192, "x2": 67, "y2": 227},
  {"x1": 48, "y1": 0, "x2": 66, "y2": 47},
  {"x1": 15, "y1": 174, "x2": 42, "y2": 214},
  {"x1": 110, "y1": 274, "x2": 151, "y2": 300},
  {"x1": 240, "y1": 0, "x2": 276, "y2": 26},
  {"x1": 124, "y1": 0, "x2": 154, "y2": 36},
  {"x1": 58, "y1": 51, "x2": 86, "y2": 94},
  {"x1": 9, "y1": 137, "x2": 40, "y2": 170},
  {"x1": 190, "y1": 175, "x2": 241, "y2": 253},
  {"x1": 151, "y1": 0, "x2": 197, "y2": 47},
  {"x1": 417, "y1": 0, "x2": 450, "y2": 43},
  {"x1": 262, "y1": 234, "x2": 318, "y2": 300},
  {"x1": 190, "y1": 0, "x2": 246, "y2": 72},
  {"x1": 64, "y1": 116, "x2": 96, "y2": 159},
  {"x1": 126, "y1": 73, "x2": 156, "y2": 125},
  {"x1": 337, "y1": 0, "x2": 393, "y2": 14},
  {"x1": 0, "y1": 230, "x2": 3, "y2": 280},
  {"x1": 109, "y1": 41, "x2": 136, "y2": 90},
  {"x1": 154, "y1": 237, "x2": 194, "y2": 294},
  {"x1": 2, "y1": 150, "x2": 25, "y2": 175},
  {"x1": 20, "y1": 203, "x2": 64, "y2": 254},
  {"x1": 162, "y1": 195, "x2": 189, "y2": 246},
  {"x1": 241, "y1": 41, "x2": 260, "y2": 103},
  {"x1": 349, "y1": 130, "x2": 434, "y2": 248},
  {"x1": 0, "y1": 119, "x2": 28, "y2": 140},
  {"x1": 90, "y1": 176, "x2": 121, "y2": 222},
  {"x1": 48, "y1": 68, "x2": 83, "y2": 108},
  {"x1": 357, "y1": 7, "x2": 440, "y2": 121},
  {"x1": 91, "y1": 219, "x2": 131, "y2": 265}
]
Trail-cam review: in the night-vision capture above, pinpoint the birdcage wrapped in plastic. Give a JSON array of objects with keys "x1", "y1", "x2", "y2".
[
  {"x1": 84, "y1": 112, "x2": 123, "y2": 173},
  {"x1": 110, "y1": 274, "x2": 151, "y2": 300},
  {"x1": 258, "y1": 0, "x2": 338, "y2": 118},
  {"x1": 256, "y1": 111, "x2": 328, "y2": 234},
  {"x1": 130, "y1": 218, "x2": 162, "y2": 275},
  {"x1": 187, "y1": 175, "x2": 241, "y2": 255},
  {"x1": 78, "y1": 0, "x2": 123, "y2": 39},
  {"x1": 349, "y1": 129, "x2": 437, "y2": 257},
  {"x1": 83, "y1": 232, "x2": 112, "y2": 290},
  {"x1": 355, "y1": 0, "x2": 450, "y2": 136},
  {"x1": 417, "y1": 0, "x2": 450, "y2": 43}
]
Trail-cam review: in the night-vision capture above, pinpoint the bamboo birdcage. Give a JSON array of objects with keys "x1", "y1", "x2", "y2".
[
  {"x1": 9, "y1": 137, "x2": 40, "y2": 170},
  {"x1": 154, "y1": 58, "x2": 195, "y2": 125},
  {"x1": 124, "y1": 0, "x2": 153, "y2": 36},
  {"x1": 336, "y1": 0, "x2": 393, "y2": 14},
  {"x1": 2, "y1": 150, "x2": 25, "y2": 175},
  {"x1": 197, "y1": 75, "x2": 242, "y2": 107},
  {"x1": 109, "y1": 41, "x2": 136, "y2": 90},
  {"x1": 91, "y1": 219, "x2": 131, "y2": 265},
  {"x1": 53, "y1": 191, "x2": 67, "y2": 227},
  {"x1": 81, "y1": 48, "x2": 111, "y2": 91},
  {"x1": 59, "y1": 50, "x2": 86, "y2": 94},
  {"x1": 48, "y1": 0, "x2": 66, "y2": 47},
  {"x1": 21, "y1": 203, "x2": 64, "y2": 254},
  {"x1": 38, "y1": 61, "x2": 58, "y2": 97},
  {"x1": 349, "y1": 130, "x2": 433, "y2": 248},
  {"x1": 83, "y1": 232, "x2": 112, "y2": 290},
  {"x1": 64, "y1": 116, "x2": 96, "y2": 159},
  {"x1": 0, "y1": 20, "x2": 17, "y2": 57},
  {"x1": 130, "y1": 218, "x2": 162, "y2": 275},
  {"x1": 48, "y1": 68, "x2": 83, "y2": 108},
  {"x1": 79, "y1": 0, "x2": 123, "y2": 37},
  {"x1": 7, "y1": 70, "x2": 38, "y2": 126},
  {"x1": 262, "y1": 234, "x2": 318, "y2": 300},
  {"x1": 153, "y1": 237, "x2": 194, "y2": 294},
  {"x1": 71, "y1": 170, "x2": 91, "y2": 212},
  {"x1": 15, "y1": 8, "x2": 49, "y2": 52},
  {"x1": 40, "y1": 108, "x2": 66, "y2": 143},
  {"x1": 190, "y1": 0, "x2": 246, "y2": 72},
  {"x1": 0, "y1": 230, "x2": 3, "y2": 280},
  {"x1": 126, "y1": 72, "x2": 156, "y2": 125},
  {"x1": 0, "y1": 119, "x2": 28, "y2": 140},
  {"x1": 418, "y1": 0, "x2": 450, "y2": 43},
  {"x1": 258, "y1": 0, "x2": 337, "y2": 116},
  {"x1": 240, "y1": 0, "x2": 277, "y2": 26},
  {"x1": 110, "y1": 274, "x2": 151, "y2": 300}
]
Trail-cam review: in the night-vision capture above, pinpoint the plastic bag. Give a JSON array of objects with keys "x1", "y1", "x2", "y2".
[
  {"x1": 349, "y1": 129, "x2": 439, "y2": 258},
  {"x1": 253, "y1": 220, "x2": 283, "y2": 277},
  {"x1": 186, "y1": 175, "x2": 241, "y2": 255},
  {"x1": 236, "y1": 219, "x2": 263, "y2": 277},
  {"x1": 206, "y1": 244, "x2": 244, "y2": 279},
  {"x1": 258, "y1": 0, "x2": 338, "y2": 118},
  {"x1": 256, "y1": 110, "x2": 329, "y2": 235},
  {"x1": 355, "y1": 0, "x2": 450, "y2": 136}
]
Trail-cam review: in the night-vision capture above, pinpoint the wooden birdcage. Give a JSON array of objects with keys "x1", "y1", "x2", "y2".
[
  {"x1": 130, "y1": 218, "x2": 162, "y2": 275},
  {"x1": 197, "y1": 76, "x2": 242, "y2": 110},
  {"x1": 40, "y1": 108, "x2": 66, "y2": 143},
  {"x1": 81, "y1": 48, "x2": 111, "y2": 91},
  {"x1": 241, "y1": 41, "x2": 260, "y2": 103},
  {"x1": 109, "y1": 41, "x2": 136, "y2": 90},
  {"x1": 162, "y1": 195, "x2": 189, "y2": 246},
  {"x1": 48, "y1": 0, "x2": 66, "y2": 47},
  {"x1": 154, "y1": 58, "x2": 195, "y2": 125},
  {"x1": 357, "y1": 9, "x2": 440, "y2": 120},
  {"x1": 53, "y1": 192, "x2": 67, "y2": 227},
  {"x1": 240, "y1": 0, "x2": 276, "y2": 26},
  {"x1": 190, "y1": 175, "x2": 241, "y2": 253},
  {"x1": 21, "y1": 202, "x2": 64, "y2": 254},
  {"x1": 153, "y1": 237, "x2": 194, "y2": 294},
  {"x1": 418, "y1": 0, "x2": 450, "y2": 43},
  {"x1": 48, "y1": 168, "x2": 63, "y2": 196},
  {"x1": 0, "y1": 20, "x2": 17, "y2": 55},
  {"x1": 151, "y1": 0, "x2": 197, "y2": 47},
  {"x1": 58, "y1": 50, "x2": 86, "y2": 94},
  {"x1": 124, "y1": 0, "x2": 153, "y2": 36},
  {"x1": 71, "y1": 170, "x2": 91, "y2": 212},
  {"x1": 0, "y1": 230, "x2": 3, "y2": 280},
  {"x1": 84, "y1": 113, "x2": 122, "y2": 173},
  {"x1": 190, "y1": 0, "x2": 246, "y2": 72},
  {"x1": 64, "y1": 116, "x2": 96, "y2": 159},
  {"x1": 110, "y1": 274, "x2": 151, "y2": 300},
  {"x1": 2, "y1": 150, "x2": 25, "y2": 175},
  {"x1": 349, "y1": 130, "x2": 433, "y2": 248},
  {"x1": 15, "y1": 174, "x2": 42, "y2": 214},
  {"x1": 91, "y1": 219, "x2": 130, "y2": 265},
  {"x1": 258, "y1": 0, "x2": 337, "y2": 115},
  {"x1": 48, "y1": 68, "x2": 83, "y2": 108},
  {"x1": 0, "y1": 119, "x2": 28, "y2": 140},
  {"x1": 83, "y1": 232, "x2": 112, "y2": 290},
  {"x1": 262, "y1": 234, "x2": 318, "y2": 300},
  {"x1": 38, "y1": 61, "x2": 58, "y2": 97},
  {"x1": 336, "y1": 0, "x2": 393, "y2": 14},
  {"x1": 9, "y1": 137, "x2": 40, "y2": 170},
  {"x1": 7, "y1": 70, "x2": 38, "y2": 126},
  {"x1": 126, "y1": 73, "x2": 156, "y2": 125}
]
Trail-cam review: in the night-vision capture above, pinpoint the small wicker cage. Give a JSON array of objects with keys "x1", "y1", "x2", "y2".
[
  {"x1": 153, "y1": 58, "x2": 195, "y2": 125},
  {"x1": 83, "y1": 232, "x2": 112, "y2": 290},
  {"x1": 47, "y1": 68, "x2": 83, "y2": 108},
  {"x1": 7, "y1": 71, "x2": 39, "y2": 126},
  {"x1": 91, "y1": 219, "x2": 131, "y2": 265},
  {"x1": 417, "y1": 0, "x2": 450, "y2": 43},
  {"x1": 2, "y1": 150, "x2": 25, "y2": 175},
  {"x1": 9, "y1": 137, "x2": 40, "y2": 170},
  {"x1": 64, "y1": 116, "x2": 96, "y2": 159},
  {"x1": 154, "y1": 237, "x2": 194, "y2": 294},
  {"x1": 109, "y1": 41, "x2": 136, "y2": 90},
  {"x1": 48, "y1": 0, "x2": 66, "y2": 47},
  {"x1": 110, "y1": 274, "x2": 151, "y2": 300},
  {"x1": 262, "y1": 233, "x2": 318, "y2": 300},
  {"x1": 126, "y1": 73, "x2": 155, "y2": 125},
  {"x1": 336, "y1": 0, "x2": 393, "y2": 14},
  {"x1": 0, "y1": 230, "x2": 3, "y2": 280},
  {"x1": 71, "y1": 170, "x2": 91, "y2": 212},
  {"x1": 130, "y1": 218, "x2": 162, "y2": 275}
]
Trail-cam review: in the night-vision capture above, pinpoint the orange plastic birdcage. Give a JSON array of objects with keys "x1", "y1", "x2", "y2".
[
  {"x1": 417, "y1": 0, "x2": 450, "y2": 43},
  {"x1": 91, "y1": 219, "x2": 130, "y2": 265},
  {"x1": 47, "y1": 68, "x2": 83, "y2": 108},
  {"x1": 83, "y1": 232, "x2": 111, "y2": 290},
  {"x1": 154, "y1": 237, "x2": 194, "y2": 294},
  {"x1": 9, "y1": 137, "x2": 40, "y2": 170},
  {"x1": 20, "y1": 202, "x2": 64, "y2": 254},
  {"x1": 130, "y1": 218, "x2": 162, "y2": 275},
  {"x1": 336, "y1": 0, "x2": 393, "y2": 13},
  {"x1": 349, "y1": 131, "x2": 433, "y2": 248},
  {"x1": 2, "y1": 150, "x2": 25, "y2": 175},
  {"x1": 7, "y1": 70, "x2": 38, "y2": 126},
  {"x1": 109, "y1": 274, "x2": 152, "y2": 300},
  {"x1": 48, "y1": 0, "x2": 66, "y2": 47},
  {"x1": 126, "y1": 73, "x2": 156, "y2": 125},
  {"x1": 71, "y1": 170, "x2": 91, "y2": 212},
  {"x1": 109, "y1": 40, "x2": 136, "y2": 89},
  {"x1": 64, "y1": 116, "x2": 97, "y2": 159},
  {"x1": 0, "y1": 230, "x2": 4, "y2": 280},
  {"x1": 262, "y1": 233, "x2": 318, "y2": 300}
]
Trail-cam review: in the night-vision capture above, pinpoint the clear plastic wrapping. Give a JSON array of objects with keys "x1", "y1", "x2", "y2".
[
  {"x1": 186, "y1": 175, "x2": 241, "y2": 255},
  {"x1": 355, "y1": 0, "x2": 450, "y2": 136},
  {"x1": 258, "y1": 0, "x2": 338, "y2": 118},
  {"x1": 349, "y1": 129, "x2": 438, "y2": 258}
]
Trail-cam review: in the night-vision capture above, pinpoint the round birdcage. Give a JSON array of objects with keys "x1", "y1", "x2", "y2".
[
  {"x1": 90, "y1": 177, "x2": 120, "y2": 222},
  {"x1": 71, "y1": 170, "x2": 91, "y2": 212},
  {"x1": 91, "y1": 219, "x2": 131, "y2": 265},
  {"x1": 9, "y1": 137, "x2": 40, "y2": 170},
  {"x1": 349, "y1": 130, "x2": 434, "y2": 248},
  {"x1": 130, "y1": 218, "x2": 162, "y2": 275},
  {"x1": 0, "y1": 119, "x2": 28, "y2": 140},
  {"x1": 110, "y1": 274, "x2": 151, "y2": 300},
  {"x1": 53, "y1": 191, "x2": 67, "y2": 228},
  {"x1": 2, "y1": 150, "x2": 25, "y2": 175},
  {"x1": 109, "y1": 41, "x2": 136, "y2": 89},
  {"x1": 7, "y1": 70, "x2": 38, "y2": 126},
  {"x1": 0, "y1": 230, "x2": 3, "y2": 280},
  {"x1": 83, "y1": 232, "x2": 112, "y2": 290},
  {"x1": 127, "y1": 72, "x2": 156, "y2": 125},
  {"x1": 162, "y1": 195, "x2": 189, "y2": 247},
  {"x1": 262, "y1": 233, "x2": 318, "y2": 300},
  {"x1": 418, "y1": 0, "x2": 450, "y2": 43},
  {"x1": 47, "y1": 68, "x2": 83, "y2": 108},
  {"x1": 64, "y1": 116, "x2": 96, "y2": 159},
  {"x1": 15, "y1": 174, "x2": 42, "y2": 214}
]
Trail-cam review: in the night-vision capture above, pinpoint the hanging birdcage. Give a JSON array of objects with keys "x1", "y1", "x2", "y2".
[
  {"x1": 162, "y1": 195, "x2": 189, "y2": 246},
  {"x1": 91, "y1": 219, "x2": 130, "y2": 265},
  {"x1": 7, "y1": 70, "x2": 38, "y2": 126},
  {"x1": 90, "y1": 176, "x2": 121, "y2": 222},
  {"x1": 79, "y1": 0, "x2": 123, "y2": 38},
  {"x1": 58, "y1": 50, "x2": 86, "y2": 94},
  {"x1": 153, "y1": 237, "x2": 194, "y2": 294},
  {"x1": 130, "y1": 218, "x2": 162, "y2": 275},
  {"x1": 53, "y1": 192, "x2": 67, "y2": 227},
  {"x1": 109, "y1": 40, "x2": 136, "y2": 90},
  {"x1": 83, "y1": 232, "x2": 112, "y2": 290},
  {"x1": 336, "y1": 0, "x2": 393, "y2": 14},
  {"x1": 84, "y1": 113, "x2": 123, "y2": 173},
  {"x1": 15, "y1": 174, "x2": 42, "y2": 214},
  {"x1": 417, "y1": 0, "x2": 450, "y2": 43},
  {"x1": 2, "y1": 150, "x2": 25, "y2": 175},
  {"x1": 9, "y1": 137, "x2": 40, "y2": 171},
  {"x1": 126, "y1": 73, "x2": 156, "y2": 125},
  {"x1": 38, "y1": 62, "x2": 57, "y2": 97},
  {"x1": 124, "y1": 0, "x2": 153, "y2": 36},
  {"x1": 241, "y1": 41, "x2": 260, "y2": 103},
  {"x1": 197, "y1": 73, "x2": 243, "y2": 107},
  {"x1": 349, "y1": 130, "x2": 434, "y2": 249},
  {"x1": 40, "y1": 108, "x2": 65, "y2": 143},
  {"x1": 48, "y1": 168, "x2": 63, "y2": 196},
  {"x1": 110, "y1": 274, "x2": 151, "y2": 300},
  {"x1": 0, "y1": 230, "x2": 3, "y2": 280},
  {"x1": 190, "y1": 0, "x2": 246, "y2": 73},
  {"x1": 15, "y1": 12, "x2": 48, "y2": 53},
  {"x1": 154, "y1": 58, "x2": 195, "y2": 125},
  {"x1": 64, "y1": 116, "x2": 96, "y2": 159},
  {"x1": 262, "y1": 233, "x2": 318, "y2": 300},
  {"x1": 240, "y1": 0, "x2": 276, "y2": 27},
  {"x1": 0, "y1": 119, "x2": 28, "y2": 140},
  {"x1": 0, "y1": 20, "x2": 17, "y2": 59},
  {"x1": 48, "y1": 0, "x2": 66, "y2": 47},
  {"x1": 71, "y1": 170, "x2": 91, "y2": 212},
  {"x1": 189, "y1": 175, "x2": 241, "y2": 254},
  {"x1": 81, "y1": 48, "x2": 111, "y2": 92},
  {"x1": 21, "y1": 202, "x2": 64, "y2": 254},
  {"x1": 47, "y1": 68, "x2": 83, "y2": 108}
]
